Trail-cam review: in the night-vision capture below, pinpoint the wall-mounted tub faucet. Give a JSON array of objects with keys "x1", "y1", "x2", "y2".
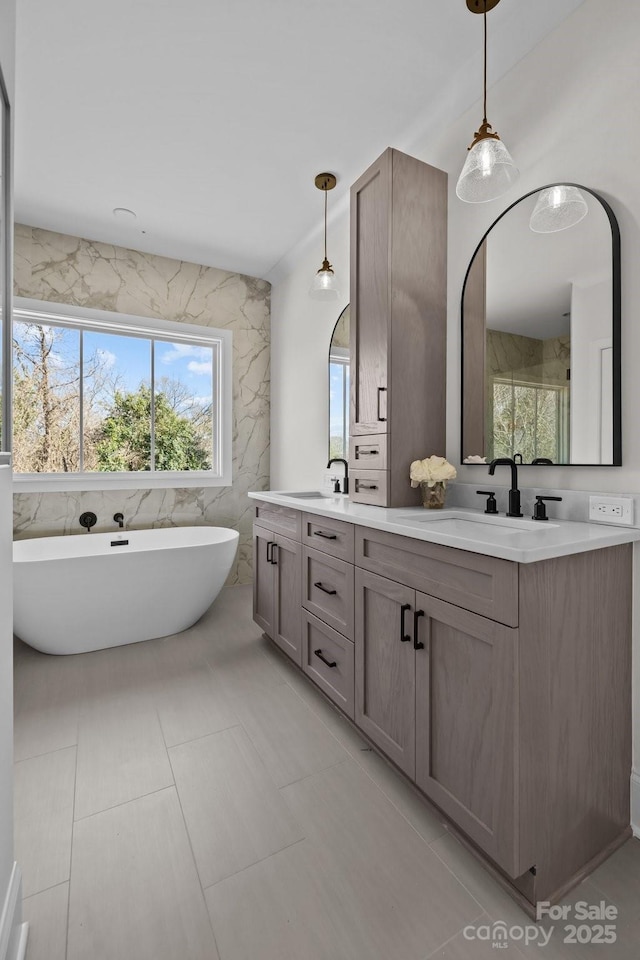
[
  {"x1": 79, "y1": 511, "x2": 97, "y2": 532},
  {"x1": 113, "y1": 513, "x2": 124, "y2": 529}
]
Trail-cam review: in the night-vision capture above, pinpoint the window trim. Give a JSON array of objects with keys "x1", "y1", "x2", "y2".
[{"x1": 12, "y1": 297, "x2": 233, "y2": 491}]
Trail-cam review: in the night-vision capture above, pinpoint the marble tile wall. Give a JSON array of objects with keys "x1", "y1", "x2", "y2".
[{"x1": 12, "y1": 225, "x2": 271, "y2": 584}]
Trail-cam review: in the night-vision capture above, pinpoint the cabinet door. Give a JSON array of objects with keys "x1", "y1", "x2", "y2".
[
  {"x1": 272, "y1": 534, "x2": 302, "y2": 666},
  {"x1": 253, "y1": 526, "x2": 275, "y2": 637},
  {"x1": 414, "y1": 593, "x2": 519, "y2": 877},
  {"x1": 354, "y1": 568, "x2": 416, "y2": 777},
  {"x1": 350, "y1": 149, "x2": 390, "y2": 436}
]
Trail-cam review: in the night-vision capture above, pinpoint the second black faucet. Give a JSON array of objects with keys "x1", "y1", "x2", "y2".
[{"x1": 488, "y1": 458, "x2": 522, "y2": 518}]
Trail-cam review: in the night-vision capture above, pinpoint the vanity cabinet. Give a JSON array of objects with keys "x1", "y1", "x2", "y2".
[
  {"x1": 253, "y1": 525, "x2": 302, "y2": 666},
  {"x1": 413, "y1": 594, "x2": 519, "y2": 878},
  {"x1": 355, "y1": 567, "x2": 518, "y2": 876},
  {"x1": 349, "y1": 147, "x2": 447, "y2": 507},
  {"x1": 355, "y1": 569, "x2": 417, "y2": 777},
  {"x1": 253, "y1": 498, "x2": 633, "y2": 913}
]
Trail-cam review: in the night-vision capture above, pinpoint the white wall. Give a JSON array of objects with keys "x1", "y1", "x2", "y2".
[
  {"x1": 570, "y1": 278, "x2": 613, "y2": 463},
  {"x1": 269, "y1": 0, "x2": 640, "y2": 823}
]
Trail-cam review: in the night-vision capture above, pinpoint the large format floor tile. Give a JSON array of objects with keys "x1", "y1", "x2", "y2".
[
  {"x1": 13, "y1": 641, "x2": 82, "y2": 762},
  {"x1": 206, "y1": 838, "x2": 382, "y2": 960},
  {"x1": 280, "y1": 759, "x2": 484, "y2": 959},
  {"x1": 170, "y1": 725, "x2": 304, "y2": 887},
  {"x1": 231, "y1": 682, "x2": 348, "y2": 787},
  {"x1": 152, "y1": 643, "x2": 238, "y2": 748},
  {"x1": 67, "y1": 787, "x2": 219, "y2": 960},
  {"x1": 14, "y1": 747, "x2": 76, "y2": 897},
  {"x1": 74, "y1": 688, "x2": 174, "y2": 820},
  {"x1": 22, "y1": 882, "x2": 69, "y2": 960},
  {"x1": 586, "y1": 838, "x2": 640, "y2": 925}
]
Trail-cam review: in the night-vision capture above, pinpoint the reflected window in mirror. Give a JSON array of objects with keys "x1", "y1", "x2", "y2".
[
  {"x1": 328, "y1": 305, "x2": 350, "y2": 460},
  {"x1": 461, "y1": 185, "x2": 620, "y2": 466}
]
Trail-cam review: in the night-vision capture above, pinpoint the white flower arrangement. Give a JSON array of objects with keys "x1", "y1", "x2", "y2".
[{"x1": 410, "y1": 455, "x2": 457, "y2": 488}]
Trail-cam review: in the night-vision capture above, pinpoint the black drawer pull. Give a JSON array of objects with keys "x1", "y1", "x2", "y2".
[
  {"x1": 400, "y1": 603, "x2": 411, "y2": 643},
  {"x1": 377, "y1": 386, "x2": 387, "y2": 422},
  {"x1": 313, "y1": 531, "x2": 337, "y2": 540},
  {"x1": 314, "y1": 649, "x2": 337, "y2": 668},
  {"x1": 357, "y1": 482, "x2": 378, "y2": 491},
  {"x1": 358, "y1": 448, "x2": 378, "y2": 456},
  {"x1": 266, "y1": 541, "x2": 275, "y2": 563},
  {"x1": 271, "y1": 543, "x2": 278, "y2": 565},
  {"x1": 314, "y1": 581, "x2": 337, "y2": 596},
  {"x1": 414, "y1": 610, "x2": 425, "y2": 650}
]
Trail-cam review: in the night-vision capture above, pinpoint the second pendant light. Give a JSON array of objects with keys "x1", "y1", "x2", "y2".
[{"x1": 456, "y1": 0, "x2": 519, "y2": 204}]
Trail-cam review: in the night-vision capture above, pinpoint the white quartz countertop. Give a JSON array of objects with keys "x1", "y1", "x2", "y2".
[{"x1": 249, "y1": 491, "x2": 640, "y2": 563}]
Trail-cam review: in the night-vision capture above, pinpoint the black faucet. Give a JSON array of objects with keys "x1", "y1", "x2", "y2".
[
  {"x1": 327, "y1": 458, "x2": 349, "y2": 495},
  {"x1": 488, "y1": 458, "x2": 523, "y2": 518},
  {"x1": 113, "y1": 512, "x2": 124, "y2": 529}
]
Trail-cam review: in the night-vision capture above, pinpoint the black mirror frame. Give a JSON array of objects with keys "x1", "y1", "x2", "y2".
[{"x1": 460, "y1": 183, "x2": 621, "y2": 467}]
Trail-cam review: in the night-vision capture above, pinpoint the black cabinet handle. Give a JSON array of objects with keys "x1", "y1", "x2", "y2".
[
  {"x1": 271, "y1": 543, "x2": 278, "y2": 565},
  {"x1": 314, "y1": 581, "x2": 337, "y2": 596},
  {"x1": 358, "y1": 448, "x2": 378, "y2": 456},
  {"x1": 357, "y1": 482, "x2": 378, "y2": 491},
  {"x1": 266, "y1": 541, "x2": 275, "y2": 563},
  {"x1": 377, "y1": 386, "x2": 387, "y2": 422},
  {"x1": 414, "y1": 610, "x2": 425, "y2": 650},
  {"x1": 313, "y1": 531, "x2": 337, "y2": 540},
  {"x1": 400, "y1": 603, "x2": 411, "y2": 643},
  {"x1": 314, "y1": 649, "x2": 337, "y2": 668}
]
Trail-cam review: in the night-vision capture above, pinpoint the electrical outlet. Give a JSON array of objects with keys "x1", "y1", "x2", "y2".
[{"x1": 589, "y1": 496, "x2": 634, "y2": 526}]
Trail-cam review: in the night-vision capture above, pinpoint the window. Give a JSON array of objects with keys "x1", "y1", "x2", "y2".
[
  {"x1": 12, "y1": 298, "x2": 232, "y2": 490},
  {"x1": 329, "y1": 346, "x2": 349, "y2": 460},
  {"x1": 490, "y1": 378, "x2": 569, "y2": 464}
]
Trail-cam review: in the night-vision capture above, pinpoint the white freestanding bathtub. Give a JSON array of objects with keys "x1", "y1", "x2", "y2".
[{"x1": 13, "y1": 525, "x2": 239, "y2": 655}]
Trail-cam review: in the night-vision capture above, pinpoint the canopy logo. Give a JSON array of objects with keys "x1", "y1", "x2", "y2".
[{"x1": 463, "y1": 900, "x2": 618, "y2": 949}]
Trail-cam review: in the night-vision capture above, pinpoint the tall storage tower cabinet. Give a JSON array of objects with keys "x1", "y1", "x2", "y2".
[{"x1": 349, "y1": 147, "x2": 447, "y2": 508}]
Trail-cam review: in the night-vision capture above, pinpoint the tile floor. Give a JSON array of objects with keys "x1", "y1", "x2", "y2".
[{"x1": 14, "y1": 584, "x2": 640, "y2": 960}]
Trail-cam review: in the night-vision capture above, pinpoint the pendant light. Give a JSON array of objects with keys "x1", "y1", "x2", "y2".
[
  {"x1": 529, "y1": 185, "x2": 589, "y2": 233},
  {"x1": 310, "y1": 173, "x2": 340, "y2": 301},
  {"x1": 456, "y1": 0, "x2": 519, "y2": 204}
]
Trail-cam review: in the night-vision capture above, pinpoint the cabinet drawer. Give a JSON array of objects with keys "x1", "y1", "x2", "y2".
[
  {"x1": 350, "y1": 470, "x2": 388, "y2": 507},
  {"x1": 254, "y1": 501, "x2": 301, "y2": 540},
  {"x1": 350, "y1": 435, "x2": 387, "y2": 471},
  {"x1": 302, "y1": 611, "x2": 355, "y2": 719},
  {"x1": 355, "y1": 526, "x2": 518, "y2": 626},
  {"x1": 302, "y1": 513, "x2": 354, "y2": 563},
  {"x1": 302, "y1": 547, "x2": 354, "y2": 639}
]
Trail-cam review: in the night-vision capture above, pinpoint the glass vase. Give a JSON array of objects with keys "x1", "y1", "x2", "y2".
[{"x1": 420, "y1": 481, "x2": 447, "y2": 509}]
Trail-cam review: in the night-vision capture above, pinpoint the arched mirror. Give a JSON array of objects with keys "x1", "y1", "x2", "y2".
[
  {"x1": 328, "y1": 304, "x2": 350, "y2": 459},
  {"x1": 461, "y1": 184, "x2": 621, "y2": 466}
]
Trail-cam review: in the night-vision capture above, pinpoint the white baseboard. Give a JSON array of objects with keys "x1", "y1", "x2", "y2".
[
  {"x1": 631, "y1": 772, "x2": 640, "y2": 838},
  {"x1": 0, "y1": 863, "x2": 27, "y2": 960}
]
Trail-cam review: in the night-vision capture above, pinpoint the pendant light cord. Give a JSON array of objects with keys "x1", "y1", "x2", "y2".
[
  {"x1": 483, "y1": 4, "x2": 488, "y2": 124},
  {"x1": 324, "y1": 188, "x2": 328, "y2": 262}
]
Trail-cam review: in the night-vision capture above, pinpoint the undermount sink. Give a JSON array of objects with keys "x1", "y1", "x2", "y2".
[
  {"x1": 280, "y1": 491, "x2": 336, "y2": 500},
  {"x1": 394, "y1": 510, "x2": 559, "y2": 537}
]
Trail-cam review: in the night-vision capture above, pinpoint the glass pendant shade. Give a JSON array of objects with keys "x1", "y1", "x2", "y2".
[
  {"x1": 310, "y1": 260, "x2": 340, "y2": 301},
  {"x1": 456, "y1": 136, "x2": 520, "y2": 203},
  {"x1": 529, "y1": 185, "x2": 589, "y2": 233}
]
